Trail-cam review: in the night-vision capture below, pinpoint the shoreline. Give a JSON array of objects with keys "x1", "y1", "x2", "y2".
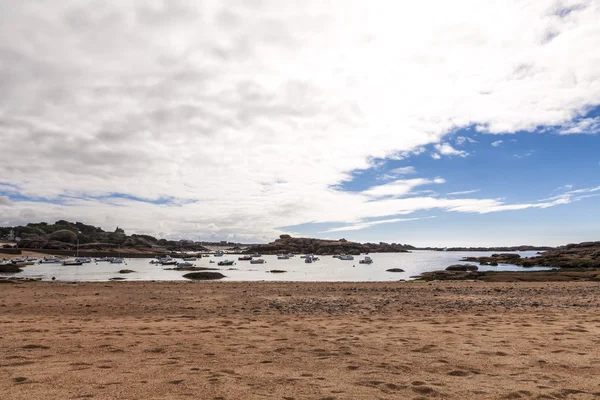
[{"x1": 2, "y1": 280, "x2": 600, "y2": 399}]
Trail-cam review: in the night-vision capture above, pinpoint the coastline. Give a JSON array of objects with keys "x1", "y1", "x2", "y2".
[{"x1": 2, "y1": 280, "x2": 599, "y2": 399}]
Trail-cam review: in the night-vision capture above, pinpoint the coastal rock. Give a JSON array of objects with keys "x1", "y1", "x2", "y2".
[
  {"x1": 491, "y1": 253, "x2": 521, "y2": 260},
  {"x1": 0, "y1": 264, "x2": 22, "y2": 273},
  {"x1": 460, "y1": 242, "x2": 600, "y2": 269},
  {"x1": 268, "y1": 270, "x2": 287, "y2": 273},
  {"x1": 183, "y1": 272, "x2": 226, "y2": 280},
  {"x1": 119, "y1": 269, "x2": 135, "y2": 274},
  {"x1": 386, "y1": 268, "x2": 405, "y2": 272},
  {"x1": 415, "y1": 270, "x2": 479, "y2": 281},
  {"x1": 446, "y1": 264, "x2": 478, "y2": 272}
]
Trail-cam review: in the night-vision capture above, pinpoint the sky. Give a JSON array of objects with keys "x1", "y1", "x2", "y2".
[{"x1": 0, "y1": 0, "x2": 599, "y2": 246}]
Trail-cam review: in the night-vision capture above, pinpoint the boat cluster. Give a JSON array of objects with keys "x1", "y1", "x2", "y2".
[
  {"x1": 63, "y1": 257, "x2": 124, "y2": 265},
  {"x1": 238, "y1": 254, "x2": 265, "y2": 264},
  {"x1": 302, "y1": 254, "x2": 320, "y2": 263},
  {"x1": 1, "y1": 256, "x2": 39, "y2": 266},
  {"x1": 3, "y1": 256, "x2": 128, "y2": 266},
  {"x1": 150, "y1": 255, "x2": 199, "y2": 268},
  {"x1": 332, "y1": 254, "x2": 373, "y2": 264}
]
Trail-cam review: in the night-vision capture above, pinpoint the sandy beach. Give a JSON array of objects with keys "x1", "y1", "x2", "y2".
[{"x1": 1, "y1": 280, "x2": 600, "y2": 399}]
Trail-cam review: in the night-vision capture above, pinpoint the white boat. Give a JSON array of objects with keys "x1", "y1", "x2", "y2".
[
  {"x1": 75, "y1": 257, "x2": 92, "y2": 263},
  {"x1": 110, "y1": 258, "x2": 124, "y2": 264},
  {"x1": 214, "y1": 251, "x2": 224, "y2": 257},
  {"x1": 251, "y1": 253, "x2": 262, "y2": 258},
  {"x1": 250, "y1": 258, "x2": 265, "y2": 264},
  {"x1": 277, "y1": 255, "x2": 289, "y2": 260},
  {"x1": 218, "y1": 260, "x2": 235, "y2": 266},
  {"x1": 182, "y1": 257, "x2": 197, "y2": 261},
  {"x1": 39, "y1": 257, "x2": 63, "y2": 264},
  {"x1": 339, "y1": 255, "x2": 354, "y2": 260},
  {"x1": 305, "y1": 257, "x2": 313, "y2": 263},
  {"x1": 95, "y1": 257, "x2": 111, "y2": 262},
  {"x1": 13, "y1": 260, "x2": 35, "y2": 265},
  {"x1": 63, "y1": 259, "x2": 83, "y2": 266},
  {"x1": 177, "y1": 262, "x2": 195, "y2": 268},
  {"x1": 359, "y1": 256, "x2": 373, "y2": 264}
]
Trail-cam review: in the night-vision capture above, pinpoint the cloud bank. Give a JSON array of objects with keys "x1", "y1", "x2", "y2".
[{"x1": 0, "y1": 1, "x2": 599, "y2": 241}]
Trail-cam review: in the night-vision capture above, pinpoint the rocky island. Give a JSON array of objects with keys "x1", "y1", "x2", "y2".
[
  {"x1": 245, "y1": 234, "x2": 415, "y2": 255},
  {"x1": 460, "y1": 241, "x2": 600, "y2": 269},
  {"x1": 415, "y1": 241, "x2": 600, "y2": 282}
]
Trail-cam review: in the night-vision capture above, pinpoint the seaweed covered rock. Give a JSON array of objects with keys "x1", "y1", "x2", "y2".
[
  {"x1": 446, "y1": 264, "x2": 478, "y2": 272},
  {"x1": 183, "y1": 272, "x2": 226, "y2": 280}
]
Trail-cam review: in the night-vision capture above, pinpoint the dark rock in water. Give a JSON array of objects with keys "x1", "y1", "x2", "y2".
[
  {"x1": 491, "y1": 253, "x2": 521, "y2": 259},
  {"x1": 268, "y1": 270, "x2": 287, "y2": 273},
  {"x1": 119, "y1": 269, "x2": 136, "y2": 274},
  {"x1": 109, "y1": 277, "x2": 126, "y2": 281},
  {"x1": 0, "y1": 264, "x2": 22, "y2": 273},
  {"x1": 166, "y1": 266, "x2": 219, "y2": 271},
  {"x1": 446, "y1": 264, "x2": 478, "y2": 271},
  {"x1": 415, "y1": 270, "x2": 479, "y2": 281},
  {"x1": 183, "y1": 272, "x2": 226, "y2": 280},
  {"x1": 386, "y1": 268, "x2": 405, "y2": 272}
]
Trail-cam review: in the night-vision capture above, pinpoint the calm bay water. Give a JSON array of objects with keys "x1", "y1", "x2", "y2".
[{"x1": 2, "y1": 251, "x2": 551, "y2": 282}]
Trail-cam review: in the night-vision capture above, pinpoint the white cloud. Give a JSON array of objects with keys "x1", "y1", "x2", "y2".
[
  {"x1": 447, "y1": 189, "x2": 480, "y2": 196},
  {"x1": 389, "y1": 166, "x2": 416, "y2": 175},
  {"x1": 0, "y1": 196, "x2": 13, "y2": 206},
  {"x1": 555, "y1": 184, "x2": 573, "y2": 191},
  {"x1": 431, "y1": 153, "x2": 442, "y2": 160},
  {"x1": 491, "y1": 140, "x2": 504, "y2": 147},
  {"x1": 455, "y1": 136, "x2": 477, "y2": 145},
  {"x1": 362, "y1": 178, "x2": 445, "y2": 198},
  {"x1": 434, "y1": 143, "x2": 468, "y2": 157},
  {"x1": 514, "y1": 150, "x2": 535, "y2": 159},
  {"x1": 559, "y1": 117, "x2": 600, "y2": 134},
  {"x1": 323, "y1": 216, "x2": 436, "y2": 233},
  {"x1": 376, "y1": 166, "x2": 415, "y2": 181},
  {"x1": 0, "y1": 1, "x2": 599, "y2": 240}
]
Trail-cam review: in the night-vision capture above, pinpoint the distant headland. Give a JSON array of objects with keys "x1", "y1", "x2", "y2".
[
  {"x1": 0, "y1": 220, "x2": 229, "y2": 254},
  {"x1": 0, "y1": 220, "x2": 567, "y2": 256}
]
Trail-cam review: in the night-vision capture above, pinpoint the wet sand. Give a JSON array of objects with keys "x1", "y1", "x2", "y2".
[{"x1": 1, "y1": 280, "x2": 600, "y2": 399}]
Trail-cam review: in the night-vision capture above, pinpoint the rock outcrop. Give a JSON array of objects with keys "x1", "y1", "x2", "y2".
[
  {"x1": 0, "y1": 264, "x2": 22, "y2": 273},
  {"x1": 460, "y1": 242, "x2": 600, "y2": 269},
  {"x1": 446, "y1": 264, "x2": 478, "y2": 271},
  {"x1": 246, "y1": 235, "x2": 414, "y2": 255},
  {"x1": 183, "y1": 272, "x2": 226, "y2": 280}
]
